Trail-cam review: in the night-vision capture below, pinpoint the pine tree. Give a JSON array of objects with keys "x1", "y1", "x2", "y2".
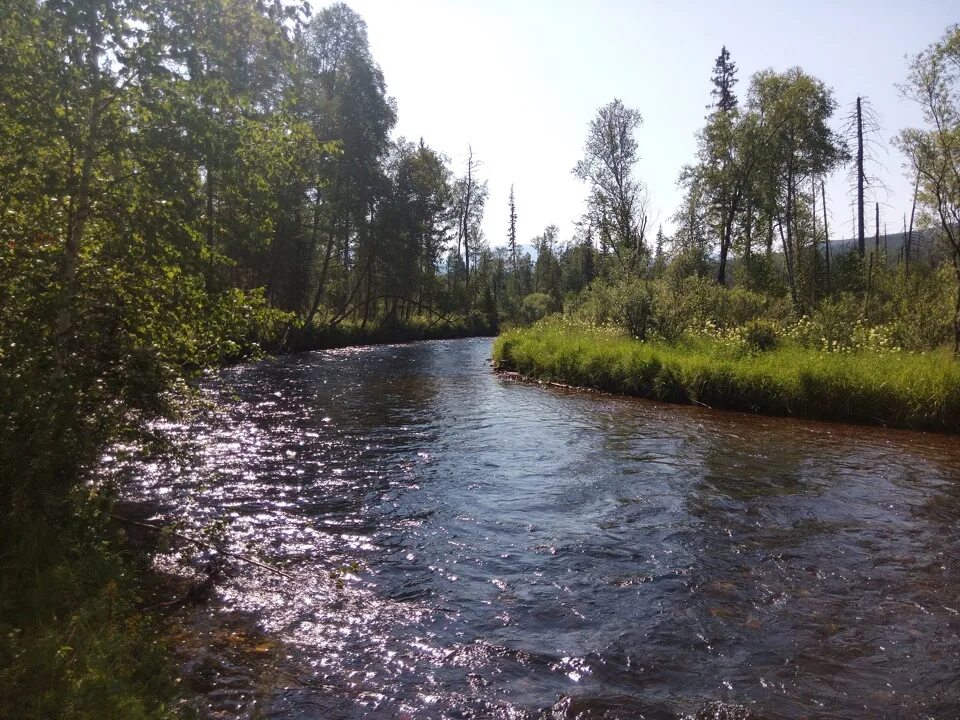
[
  {"x1": 709, "y1": 45, "x2": 738, "y2": 114},
  {"x1": 654, "y1": 225, "x2": 665, "y2": 264}
]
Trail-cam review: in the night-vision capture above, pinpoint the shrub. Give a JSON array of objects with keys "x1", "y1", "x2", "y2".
[
  {"x1": 742, "y1": 319, "x2": 780, "y2": 352},
  {"x1": 521, "y1": 293, "x2": 558, "y2": 324},
  {"x1": 612, "y1": 279, "x2": 656, "y2": 339}
]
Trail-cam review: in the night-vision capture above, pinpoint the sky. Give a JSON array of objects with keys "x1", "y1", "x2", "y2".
[{"x1": 325, "y1": 0, "x2": 956, "y2": 248}]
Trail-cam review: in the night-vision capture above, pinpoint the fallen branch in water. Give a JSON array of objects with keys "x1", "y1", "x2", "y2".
[{"x1": 110, "y1": 514, "x2": 297, "y2": 581}]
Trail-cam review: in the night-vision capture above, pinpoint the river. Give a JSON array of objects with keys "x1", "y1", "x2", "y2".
[{"x1": 111, "y1": 337, "x2": 960, "y2": 719}]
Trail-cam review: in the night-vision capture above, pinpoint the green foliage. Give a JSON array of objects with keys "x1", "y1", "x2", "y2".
[
  {"x1": 742, "y1": 319, "x2": 780, "y2": 352},
  {"x1": 520, "y1": 293, "x2": 558, "y2": 324},
  {"x1": 575, "y1": 275, "x2": 791, "y2": 341},
  {"x1": 896, "y1": 23, "x2": 960, "y2": 352},
  {"x1": 570, "y1": 268, "x2": 959, "y2": 355},
  {"x1": 0, "y1": 493, "x2": 177, "y2": 720},
  {"x1": 0, "y1": 0, "x2": 958, "y2": 713},
  {"x1": 573, "y1": 99, "x2": 648, "y2": 274}
]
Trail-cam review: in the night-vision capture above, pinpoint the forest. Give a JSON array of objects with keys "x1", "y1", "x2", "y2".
[{"x1": 1, "y1": 0, "x2": 959, "y2": 716}]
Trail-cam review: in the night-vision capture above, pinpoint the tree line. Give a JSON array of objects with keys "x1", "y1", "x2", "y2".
[{"x1": 507, "y1": 30, "x2": 960, "y2": 353}]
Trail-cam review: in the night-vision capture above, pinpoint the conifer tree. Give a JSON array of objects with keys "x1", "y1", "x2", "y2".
[{"x1": 710, "y1": 45, "x2": 738, "y2": 114}]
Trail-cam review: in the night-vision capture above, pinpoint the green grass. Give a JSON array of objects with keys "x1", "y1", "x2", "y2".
[{"x1": 493, "y1": 320, "x2": 960, "y2": 433}]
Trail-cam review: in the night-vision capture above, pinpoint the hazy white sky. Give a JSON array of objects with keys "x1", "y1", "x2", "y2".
[{"x1": 329, "y1": 0, "x2": 956, "y2": 248}]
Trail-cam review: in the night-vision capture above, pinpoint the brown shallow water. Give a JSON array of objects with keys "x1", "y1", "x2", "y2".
[{"x1": 108, "y1": 337, "x2": 960, "y2": 718}]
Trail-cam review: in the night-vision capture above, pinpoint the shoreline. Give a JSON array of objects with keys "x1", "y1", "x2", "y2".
[{"x1": 280, "y1": 318, "x2": 496, "y2": 354}]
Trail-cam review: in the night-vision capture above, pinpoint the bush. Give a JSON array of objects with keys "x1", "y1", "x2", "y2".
[
  {"x1": 787, "y1": 294, "x2": 864, "y2": 351},
  {"x1": 612, "y1": 279, "x2": 655, "y2": 339},
  {"x1": 521, "y1": 293, "x2": 558, "y2": 324},
  {"x1": 742, "y1": 319, "x2": 780, "y2": 352},
  {"x1": 574, "y1": 275, "x2": 792, "y2": 342}
]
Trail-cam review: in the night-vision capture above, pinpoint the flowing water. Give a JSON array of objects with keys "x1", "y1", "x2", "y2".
[{"x1": 111, "y1": 338, "x2": 960, "y2": 719}]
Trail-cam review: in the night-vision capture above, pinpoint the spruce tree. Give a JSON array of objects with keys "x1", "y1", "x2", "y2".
[{"x1": 709, "y1": 45, "x2": 738, "y2": 114}]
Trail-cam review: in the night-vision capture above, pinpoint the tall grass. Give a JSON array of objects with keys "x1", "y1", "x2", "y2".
[{"x1": 493, "y1": 319, "x2": 960, "y2": 433}]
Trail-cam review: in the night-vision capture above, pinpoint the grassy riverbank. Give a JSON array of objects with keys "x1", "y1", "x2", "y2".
[
  {"x1": 284, "y1": 313, "x2": 496, "y2": 353},
  {"x1": 493, "y1": 320, "x2": 960, "y2": 433}
]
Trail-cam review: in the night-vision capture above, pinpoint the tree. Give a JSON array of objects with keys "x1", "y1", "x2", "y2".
[
  {"x1": 507, "y1": 184, "x2": 518, "y2": 273},
  {"x1": 710, "y1": 45, "x2": 739, "y2": 114},
  {"x1": 376, "y1": 138, "x2": 453, "y2": 318},
  {"x1": 896, "y1": 24, "x2": 960, "y2": 353},
  {"x1": 671, "y1": 168, "x2": 713, "y2": 278},
  {"x1": 844, "y1": 96, "x2": 885, "y2": 257},
  {"x1": 746, "y1": 68, "x2": 848, "y2": 307},
  {"x1": 298, "y1": 3, "x2": 396, "y2": 329},
  {"x1": 451, "y1": 147, "x2": 487, "y2": 301},
  {"x1": 573, "y1": 99, "x2": 649, "y2": 274},
  {"x1": 533, "y1": 225, "x2": 562, "y2": 299},
  {"x1": 695, "y1": 46, "x2": 748, "y2": 285}
]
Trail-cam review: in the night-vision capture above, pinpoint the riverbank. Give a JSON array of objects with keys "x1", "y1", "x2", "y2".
[
  {"x1": 283, "y1": 314, "x2": 496, "y2": 353},
  {"x1": 0, "y1": 499, "x2": 179, "y2": 720},
  {"x1": 493, "y1": 321, "x2": 960, "y2": 433}
]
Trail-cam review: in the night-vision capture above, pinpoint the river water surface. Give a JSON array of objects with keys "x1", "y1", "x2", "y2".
[{"x1": 113, "y1": 338, "x2": 960, "y2": 719}]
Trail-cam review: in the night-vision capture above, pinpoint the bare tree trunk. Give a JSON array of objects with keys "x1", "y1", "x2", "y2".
[
  {"x1": 906, "y1": 170, "x2": 919, "y2": 268},
  {"x1": 821, "y1": 179, "x2": 830, "y2": 281},
  {"x1": 716, "y1": 189, "x2": 739, "y2": 286},
  {"x1": 875, "y1": 202, "x2": 880, "y2": 252},
  {"x1": 360, "y1": 261, "x2": 372, "y2": 330},
  {"x1": 300, "y1": 226, "x2": 337, "y2": 331},
  {"x1": 463, "y1": 146, "x2": 473, "y2": 296},
  {"x1": 857, "y1": 96, "x2": 866, "y2": 256},
  {"x1": 779, "y1": 216, "x2": 798, "y2": 307}
]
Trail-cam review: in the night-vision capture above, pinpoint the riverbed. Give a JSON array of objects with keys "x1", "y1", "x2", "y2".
[{"x1": 111, "y1": 337, "x2": 960, "y2": 718}]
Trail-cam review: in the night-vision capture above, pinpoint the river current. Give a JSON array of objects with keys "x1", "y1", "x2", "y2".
[{"x1": 111, "y1": 338, "x2": 960, "y2": 718}]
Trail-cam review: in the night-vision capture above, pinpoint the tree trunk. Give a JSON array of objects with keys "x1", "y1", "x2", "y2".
[
  {"x1": 783, "y1": 167, "x2": 799, "y2": 307},
  {"x1": 206, "y1": 148, "x2": 215, "y2": 253},
  {"x1": 856, "y1": 96, "x2": 866, "y2": 256},
  {"x1": 300, "y1": 224, "x2": 337, "y2": 331},
  {"x1": 716, "y1": 187, "x2": 740, "y2": 286},
  {"x1": 463, "y1": 148, "x2": 473, "y2": 296},
  {"x1": 54, "y1": 24, "x2": 104, "y2": 377},
  {"x1": 811, "y1": 175, "x2": 818, "y2": 298},
  {"x1": 906, "y1": 170, "x2": 919, "y2": 268},
  {"x1": 875, "y1": 202, "x2": 880, "y2": 252},
  {"x1": 821, "y1": 179, "x2": 830, "y2": 283}
]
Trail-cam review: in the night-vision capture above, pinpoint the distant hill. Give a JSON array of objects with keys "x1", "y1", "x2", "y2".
[{"x1": 827, "y1": 227, "x2": 942, "y2": 265}]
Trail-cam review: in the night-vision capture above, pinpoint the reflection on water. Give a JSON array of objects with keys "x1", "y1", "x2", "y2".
[{"x1": 107, "y1": 338, "x2": 960, "y2": 719}]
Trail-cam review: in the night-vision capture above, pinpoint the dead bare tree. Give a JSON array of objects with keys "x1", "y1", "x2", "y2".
[{"x1": 844, "y1": 96, "x2": 888, "y2": 257}]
